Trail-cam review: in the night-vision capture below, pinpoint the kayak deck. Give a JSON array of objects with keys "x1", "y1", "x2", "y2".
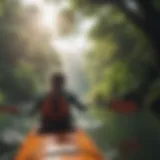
[{"x1": 15, "y1": 129, "x2": 105, "y2": 160}]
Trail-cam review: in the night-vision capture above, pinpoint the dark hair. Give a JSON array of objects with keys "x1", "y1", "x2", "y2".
[{"x1": 51, "y1": 72, "x2": 65, "y2": 84}]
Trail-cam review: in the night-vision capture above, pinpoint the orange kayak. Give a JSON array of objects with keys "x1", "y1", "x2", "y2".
[{"x1": 15, "y1": 129, "x2": 105, "y2": 160}]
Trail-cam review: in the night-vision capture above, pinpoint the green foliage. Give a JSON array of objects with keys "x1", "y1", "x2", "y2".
[
  {"x1": 0, "y1": 0, "x2": 4, "y2": 16},
  {"x1": 71, "y1": 0, "x2": 108, "y2": 16},
  {"x1": 80, "y1": 4, "x2": 160, "y2": 160},
  {"x1": 85, "y1": 8, "x2": 156, "y2": 104},
  {"x1": 0, "y1": 0, "x2": 61, "y2": 103},
  {"x1": 153, "y1": 0, "x2": 160, "y2": 11}
]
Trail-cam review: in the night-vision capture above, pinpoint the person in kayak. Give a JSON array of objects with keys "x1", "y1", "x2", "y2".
[{"x1": 31, "y1": 72, "x2": 86, "y2": 133}]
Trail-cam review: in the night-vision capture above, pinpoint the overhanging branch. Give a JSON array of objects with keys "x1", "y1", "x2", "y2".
[{"x1": 114, "y1": 0, "x2": 146, "y2": 32}]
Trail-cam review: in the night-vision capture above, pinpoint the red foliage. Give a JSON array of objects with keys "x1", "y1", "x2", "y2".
[
  {"x1": 110, "y1": 100, "x2": 138, "y2": 114},
  {"x1": 0, "y1": 106, "x2": 19, "y2": 114}
]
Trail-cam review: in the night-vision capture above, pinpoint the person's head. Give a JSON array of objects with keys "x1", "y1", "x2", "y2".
[{"x1": 51, "y1": 72, "x2": 65, "y2": 92}]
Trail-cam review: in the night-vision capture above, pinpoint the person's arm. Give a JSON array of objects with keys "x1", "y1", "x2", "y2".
[
  {"x1": 67, "y1": 93, "x2": 87, "y2": 111},
  {"x1": 30, "y1": 96, "x2": 45, "y2": 116}
]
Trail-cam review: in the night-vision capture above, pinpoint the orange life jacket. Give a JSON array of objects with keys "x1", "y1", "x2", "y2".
[{"x1": 41, "y1": 93, "x2": 70, "y2": 120}]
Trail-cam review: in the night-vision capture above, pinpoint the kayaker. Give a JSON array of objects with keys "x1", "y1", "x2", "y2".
[{"x1": 31, "y1": 72, "x2": 86, "y2": 133}]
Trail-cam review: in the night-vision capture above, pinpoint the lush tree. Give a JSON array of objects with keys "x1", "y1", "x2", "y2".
[
  {"x1": 71, "y1": 0, "x2": 160, "y2": 63},
  {"x1": 75, "y1": 4, "x2": 160, "y2": 160},
  {"x1": 85, "y1": 8, "x2": 157, "y2": 106},
  {"x1": 0, "y1": 0, "x2": 61, "y2": 103}
]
